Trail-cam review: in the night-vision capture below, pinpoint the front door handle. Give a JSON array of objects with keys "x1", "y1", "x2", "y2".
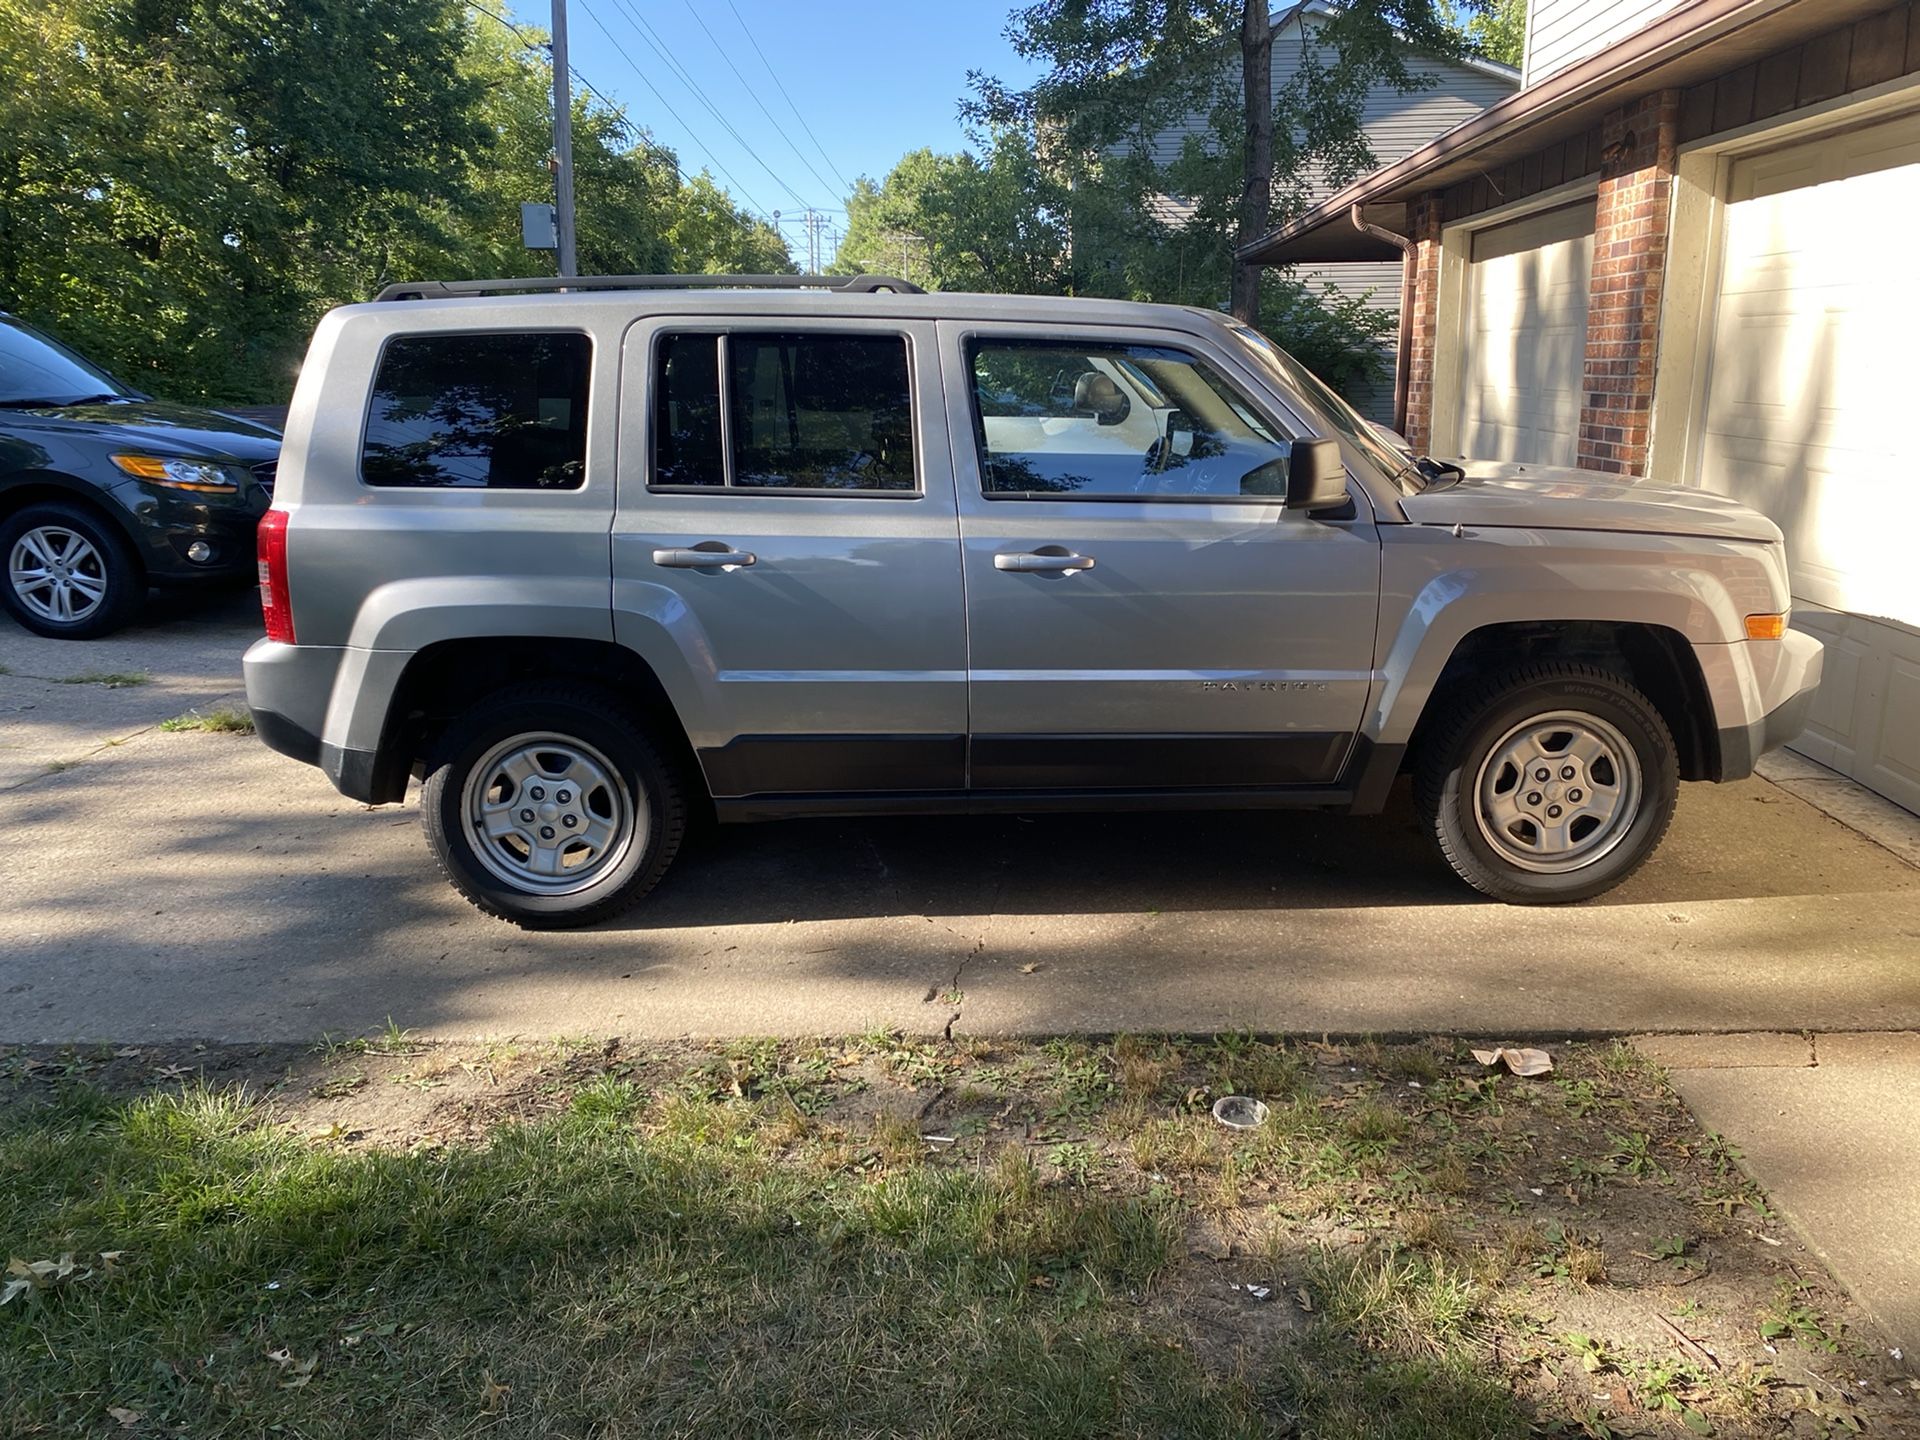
[
  {"x1": 653, "y1": 546, "x2": 756, "y2": 569},
  {"x1": 994, "y1": 548, "x2": 1096, "y2": 574}
]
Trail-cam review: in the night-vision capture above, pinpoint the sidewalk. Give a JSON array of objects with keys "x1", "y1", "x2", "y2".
[
  {"x1": 1636, "y1": 753, "x2": 1920, "y2": 1366},
  {"x1": 1637, "y1": 1031, "x2": 1920, "y2": 1367}
]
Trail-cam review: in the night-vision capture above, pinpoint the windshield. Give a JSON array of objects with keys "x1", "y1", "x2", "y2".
[
  {"x1": 1224, "y1": 320, "x2": 1420, "y2": 492},
  {"x1": 0, "y1": 315, "x2": 135, "y2": 406}
]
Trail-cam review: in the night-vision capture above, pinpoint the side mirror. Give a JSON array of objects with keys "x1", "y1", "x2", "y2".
[{"x1": 1285, "y1": 437, "x2": 1349, "y2": 513}]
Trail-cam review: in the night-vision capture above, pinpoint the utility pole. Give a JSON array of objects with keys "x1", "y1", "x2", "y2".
[{"x1": 550, "y1": 0, "x2": 579, "y2": 278}]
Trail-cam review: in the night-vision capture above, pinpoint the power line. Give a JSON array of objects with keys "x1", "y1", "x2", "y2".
[
  {"x1": 676, "y1": 0, "x2": 843, "y2": 202},
  {"x1": 722, "y1": 0, "x2": 853, "y2": 195},
  {"x1": 459, "y1": 0, "x2": 621, "y2": 119},
  {"x1": 573, "y1": 0, "x2": 775, "y2": 220},
  {"x1": 597, "y1": 0, "x2": 818, "y2": 212}
]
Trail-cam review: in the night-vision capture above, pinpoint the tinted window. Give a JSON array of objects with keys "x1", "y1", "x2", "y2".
[
  {"x1": 969, "y1": 340, "x2": 1294, "y2": 500},
  {"x1": 651, "y1": 331, "x2": 915, "y2": 492},
  {"x1": 362, "y1": 332, "x2": 589, "y2": 489},
  {"x1": 654, "y1": 334, "x2": 723, "y2": 487},
  {"x1": 0, "y1": 316, "x2": 132, "y2": 405}
]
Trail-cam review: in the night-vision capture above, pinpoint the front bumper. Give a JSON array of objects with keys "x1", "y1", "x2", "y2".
[
  {"x1": 1715, "y1": 628, "x2": 1823, "y2": 779},
  {"x1": 109, "y1": 478, "x2": 267, "y2": 582}
]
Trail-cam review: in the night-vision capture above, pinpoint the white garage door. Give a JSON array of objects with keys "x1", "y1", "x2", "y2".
[
  {"x1": 1457, "y1": 199, "x2": 1596, "y2": 464},
  {"x1": 1699, "y1": 112, "x2": 1920, "y2": 813}
]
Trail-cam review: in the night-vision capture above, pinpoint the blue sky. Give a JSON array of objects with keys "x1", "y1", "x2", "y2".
[{"x1": 509, "y1": 0, "x2": 1045, "y2": 262}]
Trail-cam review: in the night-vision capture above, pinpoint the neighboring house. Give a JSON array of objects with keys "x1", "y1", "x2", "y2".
[
  {"x1": 1140, "y1": 1, "x2": 1518, "y2": 419},
  {"x1": 1240, "y1": 0, "x2": 1920, "y2": 814}
]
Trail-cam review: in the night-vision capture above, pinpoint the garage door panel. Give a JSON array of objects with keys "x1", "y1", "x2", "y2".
[
  {"x1": 1701, "y1": 111, "x2": 1920, "y2": 812},
  {"x1": 1458, "y1": 200, "x2": 1596, "y2": 466}
]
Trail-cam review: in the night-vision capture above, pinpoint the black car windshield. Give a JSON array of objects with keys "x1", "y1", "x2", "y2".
[
  {"x1": 1224, "y1": 320, "x2": 1421, "y2": 492},
  {"x1": 0, "y1": 315, "x2": 135, "y2": 406}
]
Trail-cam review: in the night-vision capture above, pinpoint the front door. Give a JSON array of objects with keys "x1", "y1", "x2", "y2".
[
  {"x1": 613, "y1": 316, "x2": 967, "y2": 798},
  {"x1": 940, "y1": 322, "x2": 1381, "y2": 791}
]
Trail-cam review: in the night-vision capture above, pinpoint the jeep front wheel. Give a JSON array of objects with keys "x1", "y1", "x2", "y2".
[
  {"x1": 1416, "y1": 663, "x2": 1678, "y2": 903},
  {"x1": 421, "y1": 684, "x2": 685, "y2": 928}
]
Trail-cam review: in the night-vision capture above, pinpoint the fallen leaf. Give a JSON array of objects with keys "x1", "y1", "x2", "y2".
[{"x1": 480, "y1": 1369, "x2": 511, "y2": 1414}]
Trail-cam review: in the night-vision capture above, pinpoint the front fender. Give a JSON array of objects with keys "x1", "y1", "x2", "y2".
[{"x1": 1369, "y1": 524, "x2": 1788, "y2": 747}]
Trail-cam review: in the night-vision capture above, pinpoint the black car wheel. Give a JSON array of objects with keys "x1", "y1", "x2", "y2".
[{"x1": 0, "y1": 501, "x2": 145, "y2": 639}]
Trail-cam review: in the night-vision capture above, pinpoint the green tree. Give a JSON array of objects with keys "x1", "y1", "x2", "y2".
[
  {"x1": 1461, "y1": 0, "x2": 1526, "y2": 68},
  {"x1": 0, "y1": 1, "x2": 788, "y2": 404},
  {"x1": 960, "y1": 0, "x2": 1471, "y2": 391},
  {"x1": 832, "y1": 134, "x2": 1069, "y2": 293}
]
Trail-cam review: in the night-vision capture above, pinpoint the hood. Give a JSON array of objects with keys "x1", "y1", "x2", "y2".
[
  {"x1": 0, "y1": 398, "x2": 281, "y2": 464},
  {"x1": 1400, "y1": 459, "x2": 1781, "y2": 545}
]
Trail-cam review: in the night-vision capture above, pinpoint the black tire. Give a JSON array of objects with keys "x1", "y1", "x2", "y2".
[
  {"x1": 0, "y1": 501, "x2": 145, "y2": 639},
  {"x1": 1414, "y1": 662, "x2": 1679, "y2": 904},
  {"x1": 421, "y1": 683, "x2": 686, "y2": 928}
]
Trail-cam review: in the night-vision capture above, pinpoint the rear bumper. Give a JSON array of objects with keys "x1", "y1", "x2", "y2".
[
  {"x1": 1715, "y1": 628, "x2": 1823, "y2": 780},
  {"x1": 244, "y1": 638, "x2": 409, "y2": 803}
]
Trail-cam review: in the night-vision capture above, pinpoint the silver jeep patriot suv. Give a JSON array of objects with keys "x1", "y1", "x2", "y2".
[{"x1": 243, "y1": 273, "x2": 1822, "y2": 927}]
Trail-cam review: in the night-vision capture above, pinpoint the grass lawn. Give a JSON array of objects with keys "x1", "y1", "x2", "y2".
[{"x1": 2, "y1": 1032, "x2": 1913, "y2": 1438}]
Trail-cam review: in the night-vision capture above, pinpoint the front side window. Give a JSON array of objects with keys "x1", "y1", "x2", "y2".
[
  {"x1": 969, "y1": 339, "x2": 1296, "y2": 500},
  {"x1": 652, "y1": 331, "x2": 915, "y2": 492},
  {"x1": 362, "y1": 332, "x2": 590, "y2": 489}
]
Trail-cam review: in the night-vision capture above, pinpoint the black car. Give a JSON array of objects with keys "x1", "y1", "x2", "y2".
[{"x1": 0, "y1": 313, "x2": 279, "y2": 638}]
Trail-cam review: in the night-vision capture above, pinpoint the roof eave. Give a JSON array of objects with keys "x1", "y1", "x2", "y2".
[{"x1": 1238, "y1": 0, "x2": 1892, "y2": 265}]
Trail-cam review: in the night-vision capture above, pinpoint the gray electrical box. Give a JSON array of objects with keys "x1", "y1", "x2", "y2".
[{"x1": 520, "y1": 202, "x2": 557, "y2": 251}]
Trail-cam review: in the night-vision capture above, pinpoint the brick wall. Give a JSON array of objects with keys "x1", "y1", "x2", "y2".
[
  {"x1": 1402, "y1": 195, "x2": 1445, "y2": 452},
  {"x1": 1387, "y1": 1, "x2": 1920, "y2": 476},
  {"x1": 1576, "y1": 89, "x2": 1680, "y2": 474}
]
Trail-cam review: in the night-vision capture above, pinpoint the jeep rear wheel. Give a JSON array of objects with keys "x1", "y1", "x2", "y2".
[
  {"x1": 422, "y1": 684, "x2": 685, "y2": 928},
  {"x1": 1416, "y1": 663, "x2": 1678, "y2": 903}
]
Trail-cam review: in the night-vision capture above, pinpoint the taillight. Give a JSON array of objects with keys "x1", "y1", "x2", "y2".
[{"x1": 257, "y1": 508, "x2": 295, "y2": 644}]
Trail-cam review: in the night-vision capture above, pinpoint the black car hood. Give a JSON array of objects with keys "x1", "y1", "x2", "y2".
[{"x1": 1, "y1": 398, "x2": 281, "y2": 463}]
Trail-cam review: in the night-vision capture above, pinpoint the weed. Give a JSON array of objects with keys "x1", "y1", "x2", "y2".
[
  {"x1": 55, "y1": 670, "x2": 147, "y2": 688},
  {"x1": 159, "y1": 706, "x2": 255, "y2": 734},
  {"x1": 1607, "y1": 1129, "x2": 1668, "y2": 1180},
  {"x1": 1047, "y1": 1140, "x2": 1096, "y2": 1186},
  {"x1": 1761, "y1": 1281, "x2": 1839, "y2": 1352}
]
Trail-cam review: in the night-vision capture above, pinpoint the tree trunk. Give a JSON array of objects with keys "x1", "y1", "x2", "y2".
[{"x1": 1230, "y1": 0, "x2": 1273, "y2": 324}]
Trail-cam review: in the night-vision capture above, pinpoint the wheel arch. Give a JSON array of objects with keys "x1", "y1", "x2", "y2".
[
  {"x1": 367, "y1": 636, "x2": 706, "y2": 809},
  {"x1": 0, "y1": 473, "x2": 150, "y2": 577},
  {"x1": 1405, "y1": 620, "x2": 1719, "y2": 783}
]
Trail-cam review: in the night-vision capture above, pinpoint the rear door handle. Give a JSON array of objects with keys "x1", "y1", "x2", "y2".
[
  {"x1": 994, "y1": 549, "x2": 1096, "y2": 573},
  {"x1": 652, "y1": 546, "x2": 756, "y2": 569}
]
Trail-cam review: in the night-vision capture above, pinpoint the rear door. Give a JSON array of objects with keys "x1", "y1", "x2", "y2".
[
  {"x1": 612, "y1": 315, "x2": 967, "y2": 799},
  {"x1": 939, "y1": 321, "x2": 1381, "y2": 792}
]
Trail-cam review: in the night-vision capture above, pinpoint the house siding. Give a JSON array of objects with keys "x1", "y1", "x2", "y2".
[{"x1": 1522, "y1": 0, "x2": 1687, "y2": 88}]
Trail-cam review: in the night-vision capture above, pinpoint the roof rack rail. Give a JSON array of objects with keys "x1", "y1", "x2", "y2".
[{"x1": 373, "y1": 273, "x2": 925, "y2": 302}]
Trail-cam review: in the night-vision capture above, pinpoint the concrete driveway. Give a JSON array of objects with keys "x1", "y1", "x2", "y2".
[{"x1": 4, "y1": 591, "x2": 1918, "y2": 1045}]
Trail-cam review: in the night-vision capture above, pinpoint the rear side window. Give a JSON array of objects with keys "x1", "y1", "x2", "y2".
[
  {"x1": 362, "y1": 332, "x2": 590, "y2": 489},
  {"x1": 652, "y1": 331, "x2": 915, "y2": 493}
]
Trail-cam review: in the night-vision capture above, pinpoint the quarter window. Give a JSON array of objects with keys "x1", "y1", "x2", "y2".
[
  {"x1": 652, "y1": 332, "x2": 916, "y2": 492},
  {"x1": 968, "y1": 339, "x2": 1295, "y2": 500},
  {"x1": 362, "y1": 332, "x2": 590, "y2": 489}
]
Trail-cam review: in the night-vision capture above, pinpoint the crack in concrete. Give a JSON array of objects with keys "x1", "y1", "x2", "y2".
[{"x1": 934, "y1": 867, "x2": 1007, "y2": 1041}]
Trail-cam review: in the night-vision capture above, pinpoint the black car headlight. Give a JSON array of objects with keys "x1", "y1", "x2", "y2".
[{"x1": 110, "y1": 453, "x2": 247, "y2": 494}]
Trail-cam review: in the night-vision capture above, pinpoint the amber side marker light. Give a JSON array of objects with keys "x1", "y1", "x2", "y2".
[{"x1": 1745, "y1": 613, "x2": 1788, "y2": 640}]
